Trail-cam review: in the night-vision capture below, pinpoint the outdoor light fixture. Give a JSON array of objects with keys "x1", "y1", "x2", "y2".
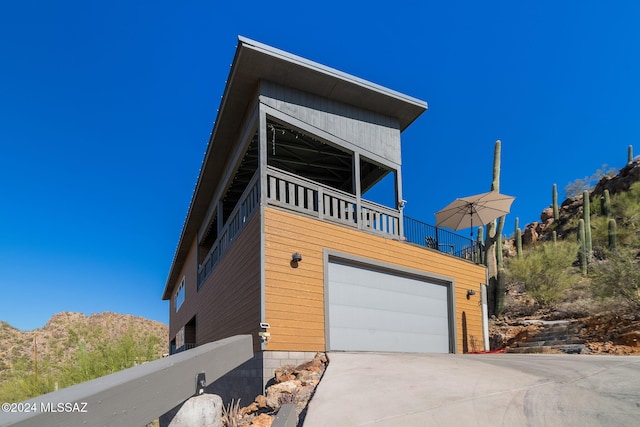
[
  {"x1": 291, "y1": 252, "x2": 302, "y2": 263},
  {"x1": 467, "y1": 289, "x2": 476, "y2": 299}
]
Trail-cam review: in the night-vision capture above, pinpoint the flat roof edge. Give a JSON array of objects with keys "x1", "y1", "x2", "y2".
[{"x1": 237, "y1": 36, "x2": 428, "y2": 111}]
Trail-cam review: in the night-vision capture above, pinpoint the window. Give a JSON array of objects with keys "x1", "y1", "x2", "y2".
[{"x1": 175, "y1": 278, "x2": 185, "y2": 311}]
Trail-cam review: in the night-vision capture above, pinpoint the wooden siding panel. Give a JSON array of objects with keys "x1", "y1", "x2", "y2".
[
  {"x1": 168, "y1": 239, "x2": 199, "y2": 339},
  {"x1": 260, "y1": 82, "x2": 401, "y2": 165},
  {"x1": 172, "y1": 212, "x2": 262, "y2": 352},
  {"x1": 264, "y1": 207, "x2": 486, "y2": 353}
]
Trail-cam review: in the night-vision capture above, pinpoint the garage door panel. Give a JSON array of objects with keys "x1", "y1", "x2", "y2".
[
  {"x1": 330, "y1": 326, "x2": 449, "y2": 353},
  {"x1": 330, "y1": 282, "x2": 448, "y2": 317},
  {"x1": 327, "y1": 261, "x2": 451, "y2": 353},
  {"x1": 330, "y1": 304, "x2": 449, "y2": 334}
]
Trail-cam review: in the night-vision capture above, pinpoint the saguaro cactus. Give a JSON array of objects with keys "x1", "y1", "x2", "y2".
[
  {"x1": 578, "y1": 218, "x2": 587, "y2": 275},
  {"x1": 485, "y1": 140, "x2": 505, "y2": 315},
  {"x1": 601, "y1": 189, "x2": 611, "y2": 218},
  {"x1": 552, "y1": 183, "x2": 559, "y2": 221},
  {"x1": 608, "y1": 218, "x2": 617, "y2": 252},
  {"x1": 514, "y1": 217, "x2": 522, "y2": 257},
  {"x1": 629, "y1": 145, "x2": 634, "y2": 165},
  {"x1": 583, "y1": 190, "x2": 592, "y2": 262},
  {"x1": 476, "y1": 227, "x2": 484, "y2": 263},
  {"x1": 552, "y1": 230, "x2": 557, "y2": 245}
]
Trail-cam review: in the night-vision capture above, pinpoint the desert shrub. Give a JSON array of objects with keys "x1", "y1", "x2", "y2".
[
  {"x1": 564, "y1": 164, "x2": 617, "y2": 198},
  {"x1": 506, "y1": 241, "x2": 581, "y2": 306},
  {"x1": 0, "y1": 329, "x2": 163, "y2": 402},
  {"x1": 590, "y1": 249, "x2": 640, "y2": 308},
  {"x1": 222, "y1": 399, "x2": 241, "y2": 427}
]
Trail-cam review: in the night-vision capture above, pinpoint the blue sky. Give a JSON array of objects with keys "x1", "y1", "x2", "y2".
[{"x1": 1, "y1": 1, "x2": 639, "y2": 331}]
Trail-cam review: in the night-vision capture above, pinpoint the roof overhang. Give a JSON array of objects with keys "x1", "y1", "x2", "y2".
[{"x1": 162, "y1": 36, "x2": 428, "y2": 300}]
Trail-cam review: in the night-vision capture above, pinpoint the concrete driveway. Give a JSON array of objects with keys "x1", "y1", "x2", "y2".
[{"x1": 302, "y1": 352, "x2": 640, "y2": 426}]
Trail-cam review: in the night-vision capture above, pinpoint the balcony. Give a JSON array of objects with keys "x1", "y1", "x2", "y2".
[
  {"x1": 266, "y1": 166, "x2": 401, "y2": 238},
  {"x1": 197, "y1": 166, "x2": 480, "y2": 287}
]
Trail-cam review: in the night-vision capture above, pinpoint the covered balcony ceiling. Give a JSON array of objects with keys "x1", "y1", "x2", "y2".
[{"x1": 266, "y1": 123, "x2": 391, "y2": 195}]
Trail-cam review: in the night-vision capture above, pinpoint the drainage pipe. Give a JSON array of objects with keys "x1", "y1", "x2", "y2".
[{"x1": 481, "y1": 283, "x2": 490, "y2": 351}]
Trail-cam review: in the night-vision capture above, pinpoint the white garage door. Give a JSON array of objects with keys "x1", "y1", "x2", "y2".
[{"x1": 327, "y1": 261, "x2": 452, "y2": 353}]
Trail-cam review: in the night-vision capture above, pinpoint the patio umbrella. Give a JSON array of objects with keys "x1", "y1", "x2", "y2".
[{"x1": 435, "y1": 191, "x2": 515, "y2": 238}]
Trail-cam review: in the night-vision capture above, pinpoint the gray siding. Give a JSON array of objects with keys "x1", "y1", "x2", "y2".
[{"x1": 260, "y1": 81, "x2": 402, "y2": 165}]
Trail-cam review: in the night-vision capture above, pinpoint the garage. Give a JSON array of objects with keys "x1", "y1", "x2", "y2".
[{"x1": 326, "y1": 260, "x2": 453, "y2": 353}]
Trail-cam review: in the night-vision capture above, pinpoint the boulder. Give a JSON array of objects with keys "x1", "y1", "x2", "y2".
[
  {"x1": 167, "y1": 393, "x2": 223, "y2": 427},
  {"x1": 540, "y1": 207, "x2": 554, "y2": 223},
  {"x1": 522, "y1": 224, "x2": 539, "y2": 245}
]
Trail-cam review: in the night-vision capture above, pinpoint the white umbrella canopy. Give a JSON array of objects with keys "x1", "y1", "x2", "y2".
[{"x1": 435, "y1": 191, "x2": 515, "y2": 236}]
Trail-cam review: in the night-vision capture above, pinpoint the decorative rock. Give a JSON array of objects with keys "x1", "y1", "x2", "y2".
[
  {"x1": 274, "y1": 365, "x2": 296, "y2": 383},
  {"x1": 266, "y1": 380, "x2": 301, "y2": 410},
  {"x1": 167, "y1": 393, "x2": 223, "y2": 427},
  {"x1": 229, "y1": 352, "x2": 328, "y2": 425},
  {"x1": 251, "y1": 413, "x2": 274, "y2": 427},
  {"x1": 255, "y1": 394, "x2": 268, "y2": 409},
  {"x1": 241, "y1": 401, "x2": 259, "y2": 415}
]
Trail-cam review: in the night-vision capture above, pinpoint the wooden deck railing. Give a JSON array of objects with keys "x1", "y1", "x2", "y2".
[
  {"x1": 198, "y1": 171, "x2": 260, "y2": 287},
  {"x1": 197, "y1": 166, "x2": 403, "y2": 287},
  {"x1": 266, "y1": 166, "x2": 401, "y2": 238}
]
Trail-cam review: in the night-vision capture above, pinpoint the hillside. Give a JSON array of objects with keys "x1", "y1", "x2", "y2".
[
  {"x1": 491, "y1": 158, "x2": 640, "y2": 355},
  {"x1": 0, "y1": 312, "x2": 168, "y2": 402}
]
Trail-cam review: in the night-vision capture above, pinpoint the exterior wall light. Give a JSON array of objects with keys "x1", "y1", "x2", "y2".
[
  {"x1": 467, "y1": 289, "x2": 476, "y2": 299},
  {"x1": 292, "y1": 252, "x2": 302, "y2": 262}
]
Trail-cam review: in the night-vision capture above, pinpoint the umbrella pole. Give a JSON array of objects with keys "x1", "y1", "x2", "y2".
[{"x1": 470, "y1": 205, "x2": 474, "y2": 240}]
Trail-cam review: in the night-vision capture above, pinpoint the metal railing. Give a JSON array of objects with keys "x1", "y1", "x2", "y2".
[
  {"x1": 0, "y1": 335, "x2": 254, "y2": 427},
  {"x1": 404, "y1": 216, "x2": 482, "y2": 263},
  {"x1": 267, "y1": 166, "x2": 401, "y2": 238}
]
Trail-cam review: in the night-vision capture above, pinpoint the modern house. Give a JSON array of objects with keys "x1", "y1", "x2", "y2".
[{"x1": 162, "y1": 36, "x2": 488, "y2": 398}]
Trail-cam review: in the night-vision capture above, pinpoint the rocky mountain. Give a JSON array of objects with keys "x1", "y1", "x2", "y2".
[
  {"x1": 493, "y1": 158, "x2": 640, "y2": 355},
  {"x1": 0, "y1": 312, "x2": 168, "y2": 395},
  {"x1": 517, "y1": 159, "x2": 640, "y2": 246}
]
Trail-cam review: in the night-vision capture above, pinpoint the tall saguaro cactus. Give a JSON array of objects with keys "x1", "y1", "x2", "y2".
[
  {"x1": 578, "y1": 218, "x2": 587, "y2": 275},
  {"x1": 514, "y1": 217, "x2": 522, "y2": 258},
  {"x1": 476, "y1": 227, "x2": 484, "y2": 263},
  {"x1": 601, "y1": 189, "x2": 611, "y2": 218},
  {"x1": 485, "y1": 140, "x2": 505, "y2": 315},
  {"x1": 608, "y1": 218, "x2": 617, "y2": 253},
  {"x1": 582, "y1": 190, "x2": 592, "y2": 262},
  {"x1": 629, "y1": 145, "x2": 634, "y2": 165},
  {"x1": 552, "y1": 183, "x2": 559, "y2": 221}
]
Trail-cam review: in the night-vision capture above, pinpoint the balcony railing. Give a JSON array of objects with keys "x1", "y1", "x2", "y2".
[
  {"x1": 198, "y1": 171, "x2": 260, "y2": 287},
  {"x1": 197, "y1": 168, "x2": 480, "y2": 288},
  {"x1": 266, "y1": 166, "x2": 401, "y2": 237},
  {"x1": 404, "y1": 216, "x2": 482, "y2": 263}
]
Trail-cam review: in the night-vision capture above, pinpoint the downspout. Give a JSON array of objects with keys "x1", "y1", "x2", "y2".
[{"x1": 481, "y1": 282, "x2": 490, "y2": 351}]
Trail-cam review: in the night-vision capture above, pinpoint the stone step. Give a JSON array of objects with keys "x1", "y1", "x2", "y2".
[
  {"x1": 506, "y1": 346, "x2": 558, "y2": 354},
  {"x1": 506, "y1": 344, "x2": 587, "y2": 354},
  {"x1": 515, "y1": 338, "x2": 586, "y2": 348},
  {"x1": 531, "y1": 333, "x2": 577, "y2": 342}
]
